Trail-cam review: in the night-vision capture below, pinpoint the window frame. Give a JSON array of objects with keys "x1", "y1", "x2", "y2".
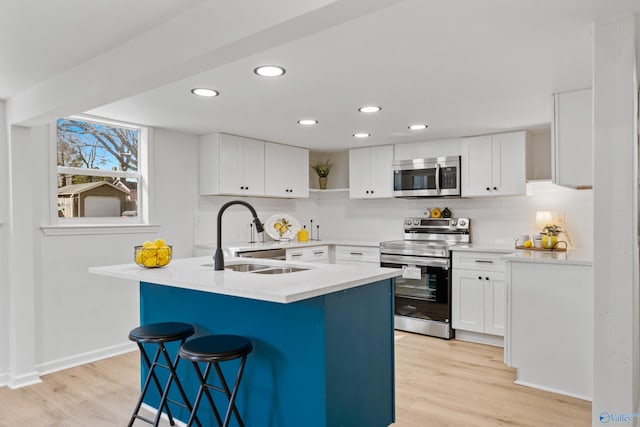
[{"x1": 47, "y1": 114, "x2": 153, "y2": 229}]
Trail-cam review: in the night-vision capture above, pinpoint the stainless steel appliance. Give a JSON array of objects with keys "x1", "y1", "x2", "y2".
[
  {"x1": 236, "y1": 248, "x2": 286, "y2": 260},
  {"x1": 380, "y1": 217, "x2": 470, "y2": 339},
  {"x1": 393, "y1": 156, "x2": 461, "y2": 198}
]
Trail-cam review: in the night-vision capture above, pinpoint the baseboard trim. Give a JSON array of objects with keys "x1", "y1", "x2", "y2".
[
  {"x1": 141, "y1": 403, "x2": 187, "y2": 427},
  {"x1": 36, "y1": 342, "x2": 137, "y2": 377},
  {"x1": 514, "y1": 379, "x2": 592, "y2": 402},
  {"x1": 7, "y1": 371, "x2": 42, "y2": 389},
  {"x1": 454, "y1": 330, "x2": 504, "y2": 347},
  {"x1": 0, "y1": 371, "x2": 9, "y2": 387}
]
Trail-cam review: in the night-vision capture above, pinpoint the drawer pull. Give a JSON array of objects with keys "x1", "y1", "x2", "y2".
[
  {"x1": 313, "y1": 251, "x2": 325, "y2": 255},
  {"x1": 291, "y1": 253, "x2": 303, "y2": 257},
  {"x1": 474, "y1": 260, "x2": 494, "y2": 264},
  {"x1": 349, "y1": 252, "x2": 364, "y2": 256}
]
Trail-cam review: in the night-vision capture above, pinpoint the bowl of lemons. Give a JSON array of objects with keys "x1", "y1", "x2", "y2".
[{"x1": 135, "y1": 238, "x2": 172, "y2": 268}]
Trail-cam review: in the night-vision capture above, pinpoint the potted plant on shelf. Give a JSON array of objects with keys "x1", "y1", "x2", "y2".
[{"x1": 310, "y1": 159, "x2": 333, "y2": 190}]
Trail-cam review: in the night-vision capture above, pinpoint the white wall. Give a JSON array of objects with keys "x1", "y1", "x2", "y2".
[
  {"x1": 592, "y1": 13, "x2": 639, "y2": 424},
  {"x1": 195, "y1": 196, "x2": 320, "y2": 246},
  {"x1": 2, "y1": 125, "x2": 199, "y2": 378},
  {"x1": 315, "y1": 189, "x2": 592, "y2": 248},
  {"x1": 0, "y1": 101, "x2": 9, "y2": 385}
]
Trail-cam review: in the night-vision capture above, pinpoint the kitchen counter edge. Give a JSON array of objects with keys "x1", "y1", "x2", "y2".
[{"x1": 89, "y1": 256, "x2": 401, "y2": 304}]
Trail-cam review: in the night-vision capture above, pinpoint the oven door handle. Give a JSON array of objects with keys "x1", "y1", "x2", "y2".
[
  {"x1": 380, "y1": 254, "x2": 450, "y2": 269},
  {"x1": 435, "y1": 162, "x2": 441, "y2": 194}
]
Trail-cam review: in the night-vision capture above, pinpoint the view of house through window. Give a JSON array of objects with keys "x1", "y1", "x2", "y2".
[{"x1": 56, "y1": 118, "x2": 142, "y2": 218}]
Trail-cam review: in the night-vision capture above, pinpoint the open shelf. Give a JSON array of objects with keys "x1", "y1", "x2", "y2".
[
  {"x1": 309, "y1": 188, "x2": 349, "y2": 193},
  {"x1": 309, "y1": 188, "x2": 349, "y2": 199}
]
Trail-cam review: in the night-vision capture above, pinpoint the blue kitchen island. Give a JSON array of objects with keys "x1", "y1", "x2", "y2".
[{"x1": 91, "y1": 256, "x2": 400, "y2": 427}]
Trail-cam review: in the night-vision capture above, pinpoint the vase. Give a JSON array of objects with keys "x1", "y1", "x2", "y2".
[
  {"x1": 542, "y1": 235, "x2": 558, "y2": 249},
  {"x1": 319, "y1": 177, "x2": 328, "y2": 190}
]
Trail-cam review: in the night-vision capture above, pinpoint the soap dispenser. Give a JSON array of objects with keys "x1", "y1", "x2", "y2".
[{"x1": 297, "y1": 225, "x2": 309, "y2": 242}]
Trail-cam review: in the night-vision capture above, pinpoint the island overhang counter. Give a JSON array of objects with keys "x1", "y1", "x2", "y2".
[{"x1": 90, "y1": 256, "x2": 401, "y2": 427}]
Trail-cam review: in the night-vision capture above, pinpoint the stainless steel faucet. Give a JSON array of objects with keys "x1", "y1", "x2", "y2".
[{"x1": 215, "y1": 200, "x2": 264, "y2": 270}]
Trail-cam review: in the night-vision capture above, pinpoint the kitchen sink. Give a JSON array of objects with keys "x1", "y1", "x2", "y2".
[
  {"x1": 201, "y1": 263, "x2": 271, "y2": 272},
  {"x1": 252, "y1": 267, "x2": 309, "y2": 274},
  {"x1": 202, "y1": 263, "x2": 309, "y2": 274},
  {"x1": 225, "y1": 263, "x2": 271, "y2": 272}
]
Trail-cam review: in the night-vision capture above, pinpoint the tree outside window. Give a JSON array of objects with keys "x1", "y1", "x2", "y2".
[{"x1": 56, "y1": 118, "x2": 144, "y2": 218}]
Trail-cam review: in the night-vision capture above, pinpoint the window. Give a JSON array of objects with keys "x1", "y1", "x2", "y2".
[{"x1": 53, "y1": 116, "x2": 149, "y2": 225}]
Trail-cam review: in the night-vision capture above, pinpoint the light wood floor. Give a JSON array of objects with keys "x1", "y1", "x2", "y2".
[{"x1": 0, "y1": 333, "x2": 591, "y2": 426}]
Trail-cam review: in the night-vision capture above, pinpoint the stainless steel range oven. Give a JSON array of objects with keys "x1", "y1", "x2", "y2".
[{"x1": 380, "y1": 217, "x2": 470, "y2": 339}]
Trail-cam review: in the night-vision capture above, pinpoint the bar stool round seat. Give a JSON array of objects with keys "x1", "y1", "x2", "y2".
[
  {"x1": 128, "y1": 322, "x2": 199, "y2": 427},
  {"x1": 129, "y1": 322, "x2": 195, "y2": 343},
  {"x1": 179, "y1": 335, "x2": 253, "y2": 427},
  {"x1": 180, "y1": 335, "x2": 253, "y2": 362}
]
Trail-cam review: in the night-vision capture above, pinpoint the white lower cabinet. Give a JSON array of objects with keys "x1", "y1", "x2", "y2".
[
  {"x1": 334, "y1": 245, "x2": 380, "y2": 265},
  {"x1": 452, "y1": 251, "x2": 508, "y2": 344},
  {"x1": 286, "y1": 245, "x2": 329, "y2": 263}
]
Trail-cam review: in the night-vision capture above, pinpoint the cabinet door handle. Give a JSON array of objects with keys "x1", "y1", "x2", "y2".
[
  {"x1": 474, "y1": 260, "x2": 494, "y2": 264},
  {"x1": 485, "y1": 277, "x2": 490, "y2": 280},
  {"x1": 365, "y1": 190, "x2": 370, "y2": 194},
  {"x1": 313, "y1": 251, "x2": 325, "y2": 255},
  {"x1": 478, "y1": 276, "x2": 483, "y2": 280},
  {"x1": 350, "y1": 252, "x2": 363, "y2": 256},
  {"x1": 371, "y1": 190, "x2": 374, "y2": 194},
  {"x1": 240, "y1": 186, "x2": 245, "y2": 190},
  {"x1": 291, "y1": 253, "x2": 303, "y2": 257},
  {"x1": 493, "y1": 186, "x2": 498, "y2": 191},
  {"x1": 486, "y1": 187, "x2": 490, "y2": 191}
]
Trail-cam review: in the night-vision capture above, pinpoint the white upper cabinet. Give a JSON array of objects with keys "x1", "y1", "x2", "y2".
[
  {"x1": 200, "y1": 133, "x2": 265, "y2": 196},
  {"x1": 552, "y1": 88, "x2": 592, "y2": 188},
  {"x1": 349, "y1": 145, "x2": 394, "y2": 198},
  {"x1": 461, "y1": 130, "x2": 528, "y2": 197},
  {"x1": 264, "y1": 142, "x2": 309, "y2": 198}
]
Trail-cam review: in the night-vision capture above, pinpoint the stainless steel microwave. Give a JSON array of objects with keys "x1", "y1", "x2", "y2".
[{"x1": 393, "y1": 156, "x2": 461, "y2": 198}]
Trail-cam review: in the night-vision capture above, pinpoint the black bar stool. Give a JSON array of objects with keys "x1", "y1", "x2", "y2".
[
  {"x1": 128, "y1": 322, "x2": 200, "y2": 427},
  {"x1": 179, "y1": 335, "x2": 253, "y2": 427}
]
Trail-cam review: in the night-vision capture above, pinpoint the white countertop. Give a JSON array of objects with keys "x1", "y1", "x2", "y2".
[
  {"x1": 502, "y1": 248, "x2": 593, "y2": 266},
  {"x1": 451, "y1": 243, "x2": 515, "y2": 253},
  {"x1": 451, "y1": 243, "x2": 593, "y2": 266},
  {"x1": 89, "y1": 256, "x2": 400, "y2": 304},
  {"x1": 194, "y1": 239, "x2": 382, "y2": 254}
]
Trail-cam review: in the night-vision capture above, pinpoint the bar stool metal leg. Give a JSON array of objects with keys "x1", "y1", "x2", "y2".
[
  {"x1": 187, "y1": 362, "x2": 223, "y2": 427},
  {"x1": 213, "y1": 356, "x2": 248, "y2": 427},
  {"x1": 179, "y1": 335, "x2": 253, "y2": 427},
  {"x1": 128, "y1": 343, "x2": 176, "y2": 427},
  {"x1": 128, "y1": 322, "x2": 198, "y2": 427},
  {"x1": 154, "y1": 341, "x2": 203, "y2": 427}
]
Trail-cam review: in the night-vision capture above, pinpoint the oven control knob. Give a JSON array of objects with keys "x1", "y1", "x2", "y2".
[
  {"x1": 458, "y1": 219, "x2": 466, "y2": 227},
  {"x1": 451, "y1": 219, "x2": 457, "y2": 225},
  {"x1": 413, "y1": 219, "x2": 420, "y2": 225},
  {"x1": 405, "y1": 219, "x2": 413, "y2": 226}
]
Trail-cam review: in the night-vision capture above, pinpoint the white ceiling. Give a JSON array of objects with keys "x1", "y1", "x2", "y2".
[
  {"x1": 0, "y1": 0, "x2": 204, "y2": 99},
  {"x1": 3, "y1": 0, "x2": 640, "y2": 151}
]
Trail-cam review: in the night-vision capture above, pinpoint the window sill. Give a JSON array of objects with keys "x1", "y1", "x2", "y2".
[{"x1": 40, "y1": 224, "x2": 161, "y2": 236}]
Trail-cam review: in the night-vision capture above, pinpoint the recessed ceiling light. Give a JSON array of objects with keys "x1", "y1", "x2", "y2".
[
  {"x1": 353, "y1": 133, "x2": 371, "y2": 138},
  {"x1": 254, "y1": 65, "x2": 286, "y2": 77},
  {"x1": 190, "y1": 88, "x2": 219, "y2": 97},
  {"x1": 408, "y1": 124, "x2": 428, "y2": 130},
  {"x1": 358, "y1": 106, "x2": 381, "y2": 113},
  {"x1": 297, "y1": 119, "x2": 318, "y2": 126}
]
